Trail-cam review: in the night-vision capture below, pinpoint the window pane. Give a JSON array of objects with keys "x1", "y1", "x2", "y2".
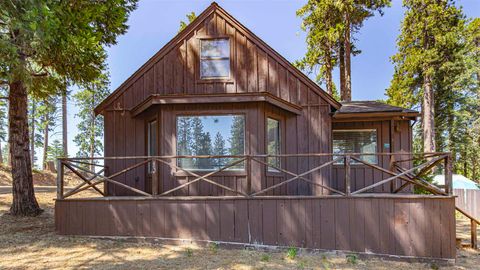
[
  {"x1": 201, "y1": 39, "x2": 229, "y2": 58},
  {"x1": 176, "y1": 115, "x2": 245, "y2": 170},
  {"x1": 333, "y1": 130, "x2": 377, "y2": 164},
  {"x1": 267, "y1": 118, "x2": 281, "y2": 169},
  {"x1": 200, "y1": 59, "x2": 230, "y2": 78}
]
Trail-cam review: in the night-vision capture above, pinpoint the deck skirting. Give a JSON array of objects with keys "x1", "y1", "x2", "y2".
[{"x1": 55, "y1": 196, "x2": 456, "y2": 260}]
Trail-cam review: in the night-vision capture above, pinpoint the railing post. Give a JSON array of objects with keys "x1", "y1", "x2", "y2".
[
  {"x1": 389, "y1": 154, "x2": 396, "y2": 193},
  {"x1": 445, "y1": 154, "x2": 453, "y2": 195},
  {"x1": 472, "y1": 219, "x2": 478, "y2": 249},
  {"x1": 345, "y1": 155, "x2": 351, "y2": 196},
  {"x1": 152, "y1": 159, "x2": 158, "y2": 196},
  {"x1": 246, "y1": 155, "x2": 252, "y2": 195},
  {"x1": 56, "y1": 159, "x2": 64, "y2": 200}
]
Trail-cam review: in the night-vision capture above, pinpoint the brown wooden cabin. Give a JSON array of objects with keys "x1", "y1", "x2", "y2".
[
  {"x1": 56, "y1": 3, "x2": 456, "y2": 261},
  {"x1": 92, "y1": 3, "x2": 418, "y2": 197}
]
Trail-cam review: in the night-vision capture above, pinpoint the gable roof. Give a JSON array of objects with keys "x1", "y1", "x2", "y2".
[{"x1": 94, "y1": 2, "x2": 340, "y2": 115}]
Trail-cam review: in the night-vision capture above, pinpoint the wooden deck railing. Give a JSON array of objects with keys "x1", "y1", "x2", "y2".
[{"x1": 56, "y1": 152, "x2": 453, "y2": 200}]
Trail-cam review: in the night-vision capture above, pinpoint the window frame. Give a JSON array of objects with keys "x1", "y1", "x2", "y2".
[
  {"x1": 265, "y1": 114, "x2": 284, "y2": 174},
  {"x1": 174, "y1": 112, "x2": 247, "y2": 174},
  {"x1": 146, "y1": 118, "x2": 159, "y2": 174},
  {"x1": 198, "y1": 37, "x2": 231, "y2": 80},
  {"x1": 332, "y1": 128, "x2": 379, "y2": 165}
]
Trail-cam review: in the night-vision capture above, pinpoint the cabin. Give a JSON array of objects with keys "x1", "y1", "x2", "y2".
[{"x1": 55, "y1": 2, "x2": 456, "y2": 261}]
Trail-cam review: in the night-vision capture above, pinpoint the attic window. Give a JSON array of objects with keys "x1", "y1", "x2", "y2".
[{"x1": 200, "y1": 39, "x2": 230, "y2": 79}]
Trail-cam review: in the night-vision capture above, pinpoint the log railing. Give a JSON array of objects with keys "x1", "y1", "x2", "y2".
[{"x1": 56, "y1": 152, "x2": 453, "y2": 200}]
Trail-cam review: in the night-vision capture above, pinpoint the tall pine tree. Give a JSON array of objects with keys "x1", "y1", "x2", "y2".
[
  {"x1": 387, "y1": 0, "x2": 467, "y2": 155},
  {"x1": 0, "y1": 0, "x2": 137, "y2": 216},
  {"x1": 0, "y1": 86, "x2": 7, "y2": 164},
  {"x1": 212, "y1": 132, "x2": 226, "y2": 169},
  {"x1": 297, "y1": 0, "x2": 391, "y2": 100},
  {"x1": 73, "y1": 74, "x2": 110, "y2": 171}
]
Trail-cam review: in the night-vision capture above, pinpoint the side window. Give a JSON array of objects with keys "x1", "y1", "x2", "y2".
[
  {"x1": 200, "y1": 39, "x2": 230, "y2": 79},
  {"x1": 147, "y1": 120, "x2": 158, "y2": 173},
  {"x1": 333, "y1": 129, "x2": 378, "y2": 164},
  {"x1": 267, "y1": 118, "x2": 281, "y2": 170}
]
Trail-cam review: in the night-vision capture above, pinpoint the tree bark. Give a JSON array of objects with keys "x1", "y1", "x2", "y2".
[
  {"x1": 324, "y1": 51, "x2": 333, "y2": 95},
  {"x1": 0, "y1": 143, "x2": 3, "y2": 164},
  {"x1": 422, "y1": 73, "x2": 436, "y2": 153},
  {"x1": 89, "y1": 110, "x2": 95, "y2": 172},
  {"x1": 30, "y1": 101, "x2": 35, "y2": 165},
  {"x1": 62, "y1": 90, "x2": 68, "y2": 157},
  {"x1": 42, "y1": 115, "x2": 49, "y2": 170},
  {"x1": 8, "y1": 80, "x2": 42, "y2": 216},
  {"x1": 343, "y1": 12, "x2": 352, "y2": 102},
  {"x1": 339, "y1": 41, "x2": 346, "y2": 100}
]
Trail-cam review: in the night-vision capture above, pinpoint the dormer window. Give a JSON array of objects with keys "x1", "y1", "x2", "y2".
[{"x1": 200, "y1": 39, "x2": 230, "y2": 79}]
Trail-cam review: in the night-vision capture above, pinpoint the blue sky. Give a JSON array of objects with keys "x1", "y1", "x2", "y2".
[{"x1": 32, "y1": 0, "x2": 480, "y2": 165}]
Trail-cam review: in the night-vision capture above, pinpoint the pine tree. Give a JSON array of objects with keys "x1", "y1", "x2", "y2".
[
  {"x1": 178, "y1": 12, "x2": 197, "y2": 33},
  {"x1": 61, "y1": 85, "x2": 69, "y2": 157},
  {"x1": 197, "y1": 132, "x2": 213, "y2": 169},
  {"x1": 229, "y1": 116, "x2": 245, "y2": 156},
  {"x1": 176, "y1": 117, "x2": 193, "y2": 168},
  {"x1": 0, "y1": 86, "x2": 7, "y2": 164},
  {"x1": 73, "y1": 74, "x2": 110, "y2": 171},
  {"x1": 35, "y1": 96, "x2": 60, "y2": 170},
  {"x1": 297, "y1": 0, "x2": 390, "y2": 101},
  {"x1": 387, "y1": 0, "x2": 467, "y2": 154},
  {"x1": 190, "y1": 117, "x2": 205, "y2": 168},
  {"x1": 212, "y1": 132, "x2": 226, "y2": 169},
  {"x1": 47, "y1": 139, "x2": 63, "y2": 163},
  {"x1": 0, "y1": 0, "x2": 137, "y2": 216}
]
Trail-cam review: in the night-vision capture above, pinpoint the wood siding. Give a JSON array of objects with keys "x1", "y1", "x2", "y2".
[
  {"x1": 100, "y1": 6, "x2": 336, "y2": 196},
  {"x1": 332, "y1": 120, "x2": 413, "y2": 193},
  {"x1": 454, "y1": 189, "x2": 480, "y2": 221},
  {"x1": 55, "y1": 196, "x2": 456, "y2": 260},
  {"x1": 105, "y1": 99, "x2": 331, "y2": 196}
]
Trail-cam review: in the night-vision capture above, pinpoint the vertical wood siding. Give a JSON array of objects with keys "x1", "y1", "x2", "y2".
[
  {"x1": 332, "y1": 120, "x2": 413, "y2": 194},
  {"x1": 55, "y1": 196, "x2": 456, "y2": 260},
  {"x1": 100, "y1": 10, "x2": 336, "y2": 196}
]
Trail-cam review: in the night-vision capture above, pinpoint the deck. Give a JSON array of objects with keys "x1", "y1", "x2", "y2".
[{"x1": 55, "y1": 153, "x2": 456, "y2": 261}]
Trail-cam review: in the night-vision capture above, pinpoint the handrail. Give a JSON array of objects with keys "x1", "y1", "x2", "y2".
[
  {"x1": 56, "y1": 152, "x2": 452, "y2": 200},
  {"x1": 58, "y1": 152, "x2": 451, "y2": 161}
]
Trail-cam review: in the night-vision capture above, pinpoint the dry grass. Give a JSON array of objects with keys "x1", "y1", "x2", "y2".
[{"x1": 0, "y1": 191, "x2": 479, "y2": 269}]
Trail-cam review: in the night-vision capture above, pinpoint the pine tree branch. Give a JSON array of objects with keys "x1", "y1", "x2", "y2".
[{"x1": 31, "y1": 72, "x2": 48, "y2": 77}]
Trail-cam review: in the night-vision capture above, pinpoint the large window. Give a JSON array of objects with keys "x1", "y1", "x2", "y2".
[
  {"x1": 176, "y1": 114, "x2": 244, "y2": 170},
  {"x1": 200, "y1": 39, "x2": 230, "y2": 79},
  {"x1": 267, "y1": 118, "x2": 281, "y2": 170},
  {"x1": 333, "y1": 129, "x2": 377, "y2": 164},
  {"x1": 147, "y1": 120, "x2": 158, "y2": 173}
]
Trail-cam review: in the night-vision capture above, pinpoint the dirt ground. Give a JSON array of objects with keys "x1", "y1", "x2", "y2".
[
  {"x1": 0, "y1": 164, "x2": 83, "y2": 186},
  {"x1": 0, "y1": 191, "x2": 479, "y2": 269}
]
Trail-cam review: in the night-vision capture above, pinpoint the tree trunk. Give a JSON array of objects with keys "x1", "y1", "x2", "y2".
[
  {"x1": 8, "y1": 80, "x2": 42, "y2": 216},
  {"x1": 343, "y1": 13, "x2": 352, "y2": 102},
  {"x1": 62, "y1": 90, "x2": 68, "y2": 157},
  {"x1": 422, "y1": 73, "x2": 436, "y2": 153},
  {"x1": 339, "y1": 41, "x2": 346, "y2": 100},
  {"x1": 89, "y1": 111, "x2": 95, "y2": 171},
  {"x1": 324, "y1": 51, "x2": 333, "y2": 95},
  {"x1": 30, "y1": 101, "x2": 35, "y2": 165},
  {"x1": 42, "y1": 115, "x2": 49, "y2": 170},
  {"x1": 0, "y1": 143, "x2": 3, "y2": 164}
]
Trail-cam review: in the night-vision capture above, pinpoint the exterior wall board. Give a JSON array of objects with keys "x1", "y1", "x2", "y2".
[{"x1": 55, "y1": 196, "x2": 456, "y2": 260}]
